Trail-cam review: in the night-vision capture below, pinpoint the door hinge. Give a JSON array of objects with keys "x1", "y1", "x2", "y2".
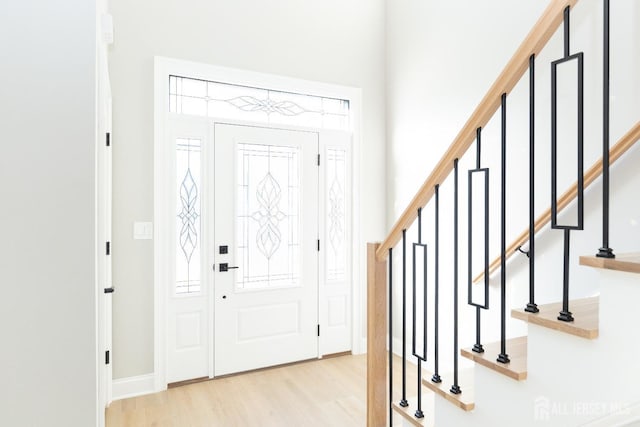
[
  {"x1": 106, "y1": 132, "x2": 111, "y2": 147},
  {"x1": 317, "y1": 239, "x2": 320, "y2": 251},
  {"x1": 317, "y1": 154, "x2": 320, "y2": 166},
  {"x1": 105, "y1": 350, "x2": 110, "y2": 365},
  {"x1": 317, "y1": 324, "x2": 320, "y2": 337},
  {"x1": 106, "y1": 241, "x2": 111, "y2": 255}
]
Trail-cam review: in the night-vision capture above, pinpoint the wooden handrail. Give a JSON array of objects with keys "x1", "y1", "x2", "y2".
[
  {"x1": 375, "y1": 0, "x2": 579, "y2": 262},
  {"x1": 473, "y1": 120, "x2": 640, "y2": 283}
]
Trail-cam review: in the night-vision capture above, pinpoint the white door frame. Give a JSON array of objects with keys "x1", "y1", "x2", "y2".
[{"x1": 153, "y1": 56, "x2": 364, "y2": 391}]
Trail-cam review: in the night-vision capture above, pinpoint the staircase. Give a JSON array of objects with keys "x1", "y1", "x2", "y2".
[{"x1": 367, "y1": 1, "x2": 640, "y2": 426}]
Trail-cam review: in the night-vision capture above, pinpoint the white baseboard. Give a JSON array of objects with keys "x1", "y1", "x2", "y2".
[{"x1": 112, "y1": 373, "x2": 156, "y2": 401}]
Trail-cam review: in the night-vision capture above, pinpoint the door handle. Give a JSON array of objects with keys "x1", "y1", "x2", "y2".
[
  {"x1": 104, "y1": 287, "x2": 115, "y2": 294},
  {"x1": 219, "y1": 263, "x2": 239, "y2": 272}
]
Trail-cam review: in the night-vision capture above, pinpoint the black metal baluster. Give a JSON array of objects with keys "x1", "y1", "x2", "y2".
[
  {"x1": 558, "y1": 230, "x2": 575, "y2": 321},
  {"x1": 388, "y1": 248, "x2": 393, "y2": 426},
  {"x1": 598, "y1": 0, "x2": 615, "y2": 259},
  {"x1": 497, "y1": 94, "x2": 511, "y2": 365},
  {"x1": 451, "y1": 159, "x2": 462, "y2": 394},
  {"x1": 412, "y1": 208, "x2": 427, "y2": 419},
  {"x1": 476, "y1": 128, "x2": 481, "y2": 168},
  {"x1": 551, "y1": 4, "x2": 584, "y2": 323},
  {"x1": 564, "y1": 6, "x2": 570, "y2": 59},
  {"x1": 400, "y1": 230, "x2": 409, "y2": 408},
  {"x1": 431, "y1": 185, "x2": 442, "y2": 384},
  {"x1": 526, "y1": 54, "x2": 540, "y2": 314},
  {"x1": 468, "y1": 127, "x2": 489, "y2": 353},
  {"x1": 474, "y1": 308, "x2": 483, "y2": 353}
]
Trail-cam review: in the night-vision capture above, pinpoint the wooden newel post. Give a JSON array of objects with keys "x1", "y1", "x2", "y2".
[{"x1": 367, "y1": 242, "x2": 388, "y2": 427}]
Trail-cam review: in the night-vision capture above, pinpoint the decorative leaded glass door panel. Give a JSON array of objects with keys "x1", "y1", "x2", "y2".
[
  {"x1": 167, "y1": 118, "x2": 212, "y2": 384},
  {"x1": 214, "y1": 123, "x2": 319, "y2": 376},
  {"x1": 318, "y1": 130, "x2": 352, "y2": 356}
]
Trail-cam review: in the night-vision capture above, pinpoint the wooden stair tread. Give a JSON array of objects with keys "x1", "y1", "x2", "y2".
[
  {"x1": 421, "y1": 369, "x2": 474, "y2": 411},
  {"x1": 461, "y1": 336, "x2": 527, "y2": 381},
  {"x1": 580, "y1": 253, "x2": 640, "y2": 275},
  {"x1": 392, "y1": 396, "x2": 434, "y2": 427},
  {"x1": 511, "y1": 297, "x2": 599, "y2": 339}
]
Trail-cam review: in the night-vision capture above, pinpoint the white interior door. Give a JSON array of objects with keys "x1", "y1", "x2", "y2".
[
  {"x1": 214, "y1": 123, "x2": 319, "y2": 376},
  {"x1": 167, "y1": 118, "x2": 212, "y2": 383},
  {"x1": 97, "y1": 44, "x2": 113, "y2": 415},
  {"x1": 101, "y1": 120, "x2": 113, "y2": 404}
]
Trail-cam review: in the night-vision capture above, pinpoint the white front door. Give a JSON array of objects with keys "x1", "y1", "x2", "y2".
[
  {"x1": 165, "y1": 119, "x2": 352, "y2": 383},
  {"x1": 213, "y1": 123, "x2": 319, "y2": 376}
]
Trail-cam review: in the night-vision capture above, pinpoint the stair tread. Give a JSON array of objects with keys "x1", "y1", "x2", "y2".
[
  {"x1": 461, "y1": 336, "x2": 527, "y2": 381},
  {"x1": 511, "y1": 297, "x2": 599, "y2": 339},
  {"x1": 392, "y1": 396, "x2": 434, "y2": 427},
  {"x1": 580, "y1": 253, "x2": 640, "y2": 275},
  {"x1": 421, "y1": 369, "x2": 474, "y2": 411}
]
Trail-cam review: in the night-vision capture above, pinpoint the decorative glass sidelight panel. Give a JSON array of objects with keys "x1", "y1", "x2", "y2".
[
  {"x1": 176, "y1": 139, "x2": 202, "y2": 294},
  {"x1": 236, "y1": 143, "x2": 301, "y2": 290},
  {"x1": 169, "y1": 75, "x2": 350, "y2": 130},
  {"x1": 326, "y1": 148, "x2": 347, "y2": 282}
]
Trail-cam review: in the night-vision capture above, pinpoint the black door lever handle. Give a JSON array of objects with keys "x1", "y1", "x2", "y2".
[{"x1": 219, "y1": 263, "x2": 239, "y2": 272}]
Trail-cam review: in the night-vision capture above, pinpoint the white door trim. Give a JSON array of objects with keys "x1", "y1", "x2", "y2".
[{"x1": 153, "y1": 56, "x2": 363, "y2": 391}]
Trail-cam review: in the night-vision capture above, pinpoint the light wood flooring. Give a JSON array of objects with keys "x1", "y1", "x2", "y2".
[{"x1": 107, "y1": 354, "x2": 418, "y2": 426}]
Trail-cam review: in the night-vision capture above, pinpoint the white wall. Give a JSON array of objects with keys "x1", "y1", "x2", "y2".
[
  {"x1": 386, "y1": 0, "x2": 640, "y2": 377},
  {"x1": 0, "y1": 0, "x2": 98, "y2": 426},
  {"x1": 108, "y1": 0, "x2": 386, "y2": 379}
]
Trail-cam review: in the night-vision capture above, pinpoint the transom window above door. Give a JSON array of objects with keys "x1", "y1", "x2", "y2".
[{"x1": 169, "y1": 75, "x2": 350, "y2": 130}]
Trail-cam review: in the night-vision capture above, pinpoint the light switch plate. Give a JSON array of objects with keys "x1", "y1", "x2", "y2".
[{"x1": 133, "y1": 222, "x2": 153, "y2": 240}]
